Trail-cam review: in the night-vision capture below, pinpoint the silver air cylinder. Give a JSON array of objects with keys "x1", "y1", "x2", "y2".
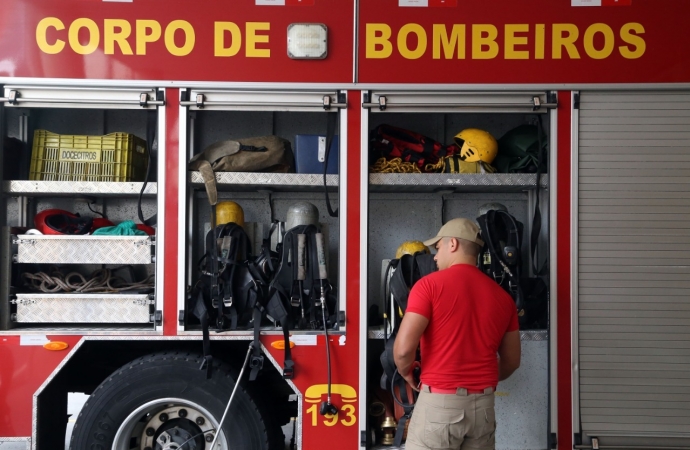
[
  {"x1": 286, "y1": 201, "x2": 319, "y2": 232},
  {"x1": 315, "y1": 233, "x2": 328, "y2": 280},
  {"x1": 478, "y1": 202, "x2": 508, "y2": 217}
]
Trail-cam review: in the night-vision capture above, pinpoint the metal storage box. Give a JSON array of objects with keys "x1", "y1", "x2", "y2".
[
  {"x1": 13, "y1": 293, "x2": 152, "y2": 323},
  {"x1": 14, "y1": 235, "x2": 154, "y2": 264}
]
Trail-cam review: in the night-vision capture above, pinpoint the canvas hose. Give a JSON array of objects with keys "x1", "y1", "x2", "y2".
[
  {"x1": 371, "y1": 157, "x2": 421, "y2": 173},
  {"x1": 22, "y1": 268, "x2": 154, "y2": 293}
]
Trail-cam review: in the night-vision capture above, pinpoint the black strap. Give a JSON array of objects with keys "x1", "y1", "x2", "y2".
[
  {"x1": 531, "y1": 115, "x2": 547, "y2": 276},
  {"x1": 194, "y1": 290, "x2": 213, "y2": 379},
  {"x1": 138, "y1": 109, "x2": 157, "y2": 226},
  {"x1": 394, "y1": 414, "x2": 410, "y2": 448},
  {"x1": 324, "y1": 112, "x2": 338, "y2": 218},
  {"x1": 249, "y1": 306, "x2": 264, "y2": 381}
]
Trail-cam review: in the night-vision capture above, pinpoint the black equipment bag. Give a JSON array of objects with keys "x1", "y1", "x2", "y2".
[{"x1": 379, "y1": 252, "x2": 436, "y2": 447}]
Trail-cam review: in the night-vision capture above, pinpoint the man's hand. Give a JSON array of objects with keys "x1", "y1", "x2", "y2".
[
  {"x1": 394, "y1": 312, "x2": 428, "y2": 390},
  {"x1": 401, "y1": 361, "x2": 421, "y2": 392}
]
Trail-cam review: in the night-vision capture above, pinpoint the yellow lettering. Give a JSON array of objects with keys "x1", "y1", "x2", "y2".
[
  {"x1": 68, "y1": 18, "x2": 99, "y2": 55},
  {"x1": 164, "y1": 20, "x2": 194, "y2": 57},
  {"x1": 472, "y1": 24, "x2": 498, "y2": 59},
  {"x1": 583, "y1": 23, "x2": 614, "y2": 59},
  {"x1": 552, "y1": 24, "x2": 580, "y2": 59},
  {"x1": 307, "y1": 404, "x2": 318, "y2": 427},
  {"x1": 504, "y1": 24, "x2": 529, "y2": 59},
  {"x1": 432, "y1": 24, "x2": 465, "y2": 59},
  {"x1": 104, "y1": 19, "x2": 133, "y2": 55},
  {"x1": 214, "y1": 22, "x2": 241, "y2": 57},
  {"x1": 366, "y1": 23, "x2": 392, "y2": 59},
  {"x1": 36, "y1": 17, "x2": 65, "y2": 54},
  {"x1": 246, "y1": 22, "x2": 270, "y2": 58},
  {"x1": 136, "y1": 20, "x2": 161, "y2": 55},
  {"x1": 535, "y1": 24, "x2": 545, "y2": 59},
  {"x1": 619, "y1": 22, "x2": 645, "y2": 59},
  {"x1": 397, "y1": 24, "x2": 426, "y2": 60}
]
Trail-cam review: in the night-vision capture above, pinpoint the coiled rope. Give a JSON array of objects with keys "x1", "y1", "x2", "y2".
[
  {"x1": 370, "y1": 157, "x2": 421, "y2": 174},
  {"x1": 22, "y1": 268, "x2": 154, "y2": 293}
]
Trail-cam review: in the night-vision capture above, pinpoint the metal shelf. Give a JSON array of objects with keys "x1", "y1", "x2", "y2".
[
  {"x1": 188, "y1": 172, "x2": 546, "y2": 193},
  {"x1": 190, "y1": 171, "x2": 338, "y2": 192},
  {"x1": 3, "y1": 180, "x2": 157, "y2": 196},
  {"x1": 369, "y1": 173, "x2": 548, "y2": 193},
  {"x1": 367, "y1": 326, "x2": 547, "y2": 340}
]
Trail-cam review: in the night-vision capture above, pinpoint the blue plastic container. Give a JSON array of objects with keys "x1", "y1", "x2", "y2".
[{"x1": 294, "y1": 134, "x2": 339, "y2": 174}]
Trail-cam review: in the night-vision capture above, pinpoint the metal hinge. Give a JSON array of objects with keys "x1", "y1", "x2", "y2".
[
  {"x1": 550, "y1": 432, "x2": 557, "y2": 449},
  {"x1": 8, "y1": 89, "x2": 18, "y2": 105},
  {"x1": 378, "y1": 95, "x2": 387, "y2": 111},
  {"x1": 152, "y1": 310, "x2": 163, "y2": 326},
  {"x1": 574, "y1": 93, "x2": 581, "y2": 110}
]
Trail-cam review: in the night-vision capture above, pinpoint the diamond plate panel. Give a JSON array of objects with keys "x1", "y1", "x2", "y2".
[
  {"x1": 368, "y1": 173, "x2": 548, "y2": 192},
  {"x1": 190, "y1": 171, "x2": 339, "y2": 186},
  {"x1": 15, "y1": 294, "x2": 151, "y2": 323},
  {"x1": 4, "y1": 181, "x2": 157, "y2": 195},
  {"x1": 15, "y1": 235, "x2": 153, "y2": 264}
]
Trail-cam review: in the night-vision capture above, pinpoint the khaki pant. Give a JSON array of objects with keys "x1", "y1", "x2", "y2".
[{"x1": 405, "y1": 386, "x2": 496, "y2": 450}]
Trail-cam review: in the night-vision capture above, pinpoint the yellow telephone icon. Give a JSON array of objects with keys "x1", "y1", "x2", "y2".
[
  {"x1": 305, "y1": 384, "x2": 357, "y2": 404},
  {"x1": 305, "y1": 384, "x2": 357, "y2": 427}
]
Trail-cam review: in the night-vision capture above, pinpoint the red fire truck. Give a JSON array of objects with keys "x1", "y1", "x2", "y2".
[{"x1": 1, "y1": 1, "x2": 689, "y2": 449}]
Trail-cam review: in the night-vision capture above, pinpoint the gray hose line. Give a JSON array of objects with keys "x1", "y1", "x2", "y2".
[{"x1": 209, "y1": 342, "x2": 254, "y2": 449}]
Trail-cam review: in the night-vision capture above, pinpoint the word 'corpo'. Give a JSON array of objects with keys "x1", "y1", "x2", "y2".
[{"x1": 36, "y1": 18, "x2": 271, "y2": 57}]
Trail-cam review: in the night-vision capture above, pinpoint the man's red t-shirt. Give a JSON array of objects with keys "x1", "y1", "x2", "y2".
[{"x1": 406, "y1": 263, "x2": 519, "y2": 390}]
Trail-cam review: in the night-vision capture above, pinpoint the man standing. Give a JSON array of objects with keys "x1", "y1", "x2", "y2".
[{"x1": 394, "y1": 218, "x2": 520, "y2": 450}]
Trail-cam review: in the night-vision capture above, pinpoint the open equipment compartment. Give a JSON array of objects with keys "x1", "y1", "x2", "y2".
[
  {"x1": 363, "y1": 90, "x2": 555, "y2": 450},
  {"x1": 0, "y1": 85, "x2": 163, "y2": 332},
  {"x1": 180, "y1": 88, "x2": 347, "y2": 335}
]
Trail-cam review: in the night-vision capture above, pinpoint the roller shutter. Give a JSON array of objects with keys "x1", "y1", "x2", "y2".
[{"x1": 577, "y1": 91, "x2": 690, "y2": 447}]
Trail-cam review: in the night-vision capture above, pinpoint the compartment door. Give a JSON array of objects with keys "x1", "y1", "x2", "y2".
[{"x1": 576, "y1": 90, "x2": 690, "y2": 447}]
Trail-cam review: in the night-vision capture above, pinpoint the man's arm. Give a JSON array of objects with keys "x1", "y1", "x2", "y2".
[
  {"x1": 394, "y1": 312, "x2": 429, "y2": 389},
  {"x1": 497, "y1": 330, "x2": 521, "y2": 381}
]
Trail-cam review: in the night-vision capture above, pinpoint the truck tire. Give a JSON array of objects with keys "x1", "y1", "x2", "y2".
[{"x1": 69, "y1": 352, "x2": 271, "y2": 450}]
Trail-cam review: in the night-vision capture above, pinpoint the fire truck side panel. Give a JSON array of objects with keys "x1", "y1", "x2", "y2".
[
  {"x1": 0, "y1": 335, "x2": 82, "y2": 437},
  {"x1": 0, "y1": 0, "x2": 355, "y2": 83},
  {"x1": 357, "y1": 0, "x2": 690, "y2": 84}
]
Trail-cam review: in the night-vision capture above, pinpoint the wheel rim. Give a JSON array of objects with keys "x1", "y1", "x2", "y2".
[{"x1": 112, "y1": 397, "x2": 229, "y2": 450}]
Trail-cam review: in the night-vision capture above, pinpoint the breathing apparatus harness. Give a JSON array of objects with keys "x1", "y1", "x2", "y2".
[
  {"x1": 477, "y1": 209, "x2": 525, "y2": 315},
  {"x1": 193, "y1": 205, "x2": 270, "y2": 381},
  {"x1": 268, "y1": 223, "x2": 338, "y2": 412},
  {"x1": 380, "y1": 252, "x2": 437, "y2": 447}
]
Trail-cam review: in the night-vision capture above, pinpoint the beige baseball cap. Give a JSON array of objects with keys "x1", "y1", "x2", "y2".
[{"x1": 423, "y1": 218, "x2": 484, "y2": 247}]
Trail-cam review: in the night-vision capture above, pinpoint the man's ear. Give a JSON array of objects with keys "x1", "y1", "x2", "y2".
[{"x1": 449, "y1": 237, "x2": 459, "y2": 252}]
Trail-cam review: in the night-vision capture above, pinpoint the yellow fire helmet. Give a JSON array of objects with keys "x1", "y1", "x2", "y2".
[
  {"x1": 454, "y1": 128, "x2": 499, "y2": 164},
  {"x1": 216, "y1": 201, "x2": 244, "y2": 228},
  {"x1": 395, "y1": 240, "x2": 430, "y2": 259}
]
